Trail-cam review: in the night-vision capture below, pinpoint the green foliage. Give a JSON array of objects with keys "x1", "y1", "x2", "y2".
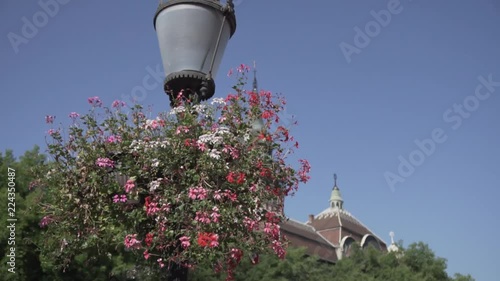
[
  {"x1": 191, "y1": 243, "x2": 476, "y2": 281},
  {"x1": 0, "y1": 147, "x2": 45, "y2": 280}
]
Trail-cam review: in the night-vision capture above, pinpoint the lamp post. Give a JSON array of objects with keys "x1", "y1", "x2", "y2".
[
  {"x1": 154, "y1": 0, "x2": 237, "y2": 106},
  {"x1": 153, "y1": 1, "x2": 237, "y2": 279}
]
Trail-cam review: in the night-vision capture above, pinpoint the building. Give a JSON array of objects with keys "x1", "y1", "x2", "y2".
[
  {"x1": 281, "y1": 174, "x2": 389, "y2": 263},
  {"x1": 250, "y1": 65, "x2": 394, "y2": 262}
]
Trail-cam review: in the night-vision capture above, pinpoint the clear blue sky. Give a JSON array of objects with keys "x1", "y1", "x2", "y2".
[{"x1": 1, "y1": 1, "x2": 499, "y2": 280}]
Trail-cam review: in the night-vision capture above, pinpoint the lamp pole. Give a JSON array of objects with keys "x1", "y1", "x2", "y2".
[{"x1": 153, "y1": 0, "x2": 237, "y2": 279}]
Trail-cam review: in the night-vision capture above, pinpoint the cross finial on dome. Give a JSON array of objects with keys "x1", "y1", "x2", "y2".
[{"x1": 334, "y1": 173, "x2": 338, "y2": 187}]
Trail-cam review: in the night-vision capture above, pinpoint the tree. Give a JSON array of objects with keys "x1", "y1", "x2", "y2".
[
  {"x1": 190, "y1": 247, "x2": 333, "y2": 281},
  {"x1": 0, "y1": 147, "x2": 46, "y2": 280},
  {"x1": 35, "y1": 64, "x2": 310, "y2": 280},
  {"x1": 190, "y1": 242, "x2": 476, "y2": 281}
]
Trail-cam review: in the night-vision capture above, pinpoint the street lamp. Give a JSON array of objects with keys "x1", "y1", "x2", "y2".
[{"x1": 154, "y1": 0, "x2": 237, "y2": 106}]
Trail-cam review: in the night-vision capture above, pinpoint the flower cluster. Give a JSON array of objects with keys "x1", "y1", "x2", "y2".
[{"x1": 37, "y1": 64, "x2": 310, "y2": 280}]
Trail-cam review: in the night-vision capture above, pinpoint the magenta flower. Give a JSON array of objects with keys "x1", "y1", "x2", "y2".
[
  {"x1": 124, "y1": 179, "x2": 136, "y2": 193},
  {"x1": 236, "y1": 64, "x2": 250, "y2": 73},
  {"x1": 124, "y1": 234, "x2": 142, "y2": 249},
  {"x1": 113, "y1": 194, "x2": 127, "y2": 203},
  {"x1": 68, "y1": 112, "x2": 80, "y2": 119},
  {"x1": 45, "y1": 115, "x2": 55, "y2": 124},
  {"x1": 112, "y1": 100, "x2": 126, "y2": 108},
  {"x1": 39, "y1": 216, "x2": 52, "y2": 228},
  {"x1": 95, "y1": 157, "x2": 115, "y2": 168},
  {"x1": 47, "y1": 129, "x2": 57, "y2": 135},
  {"x1": 227, "y1": 68, "x2": 233, "y2": 77},
  {"x1": 144, "y1": 250, "x2": 150, "y2": 260},
  {"x1": 157, "y1": 258, "x2": 165, "y2": 268},
  {"x1": 179, "y1": 236, "x2": 190, "y2": 249},
  {"x1": 87, "y1": 96, "x2": 103, "y2": 107},
  {"x1": 106, "y1": 135, "x2": 122, "y2": 143}
]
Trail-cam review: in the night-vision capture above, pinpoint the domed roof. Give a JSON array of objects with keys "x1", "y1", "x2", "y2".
[{"x1": 330, "y1": 186, "x2": 343, "y2": 202}]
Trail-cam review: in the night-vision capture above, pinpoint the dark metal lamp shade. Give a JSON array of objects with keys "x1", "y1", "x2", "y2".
[{"x1": 154, "y1": 0, "x2": 236, "y2": 105}]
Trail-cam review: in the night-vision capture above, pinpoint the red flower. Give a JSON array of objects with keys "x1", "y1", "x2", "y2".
[
  {"x1": 197, "y1": 232, "x2": 219, "y2": 248},
  {"x1": 145, "y1": 233, "x2": 154, "y2": 247},
  {"x1": 237, "y1": 172, "x2": 245, "y2": 184},
  {"x1": 262, "y1": 110, "x2": 274, "y2": 119},
  {"x1": 145, "y1": 196, "x2": 152, "y2": 208},
  {"x1": 226, "y1": 172, "x2": 236, "y2": 183},
  {"x1": 258, "y1": 132, "x2": 272, "y2": 142}
]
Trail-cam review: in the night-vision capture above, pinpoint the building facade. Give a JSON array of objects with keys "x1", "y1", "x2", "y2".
[{"x1": 281, "y1": 175, "x2": 389, "y2": 263}]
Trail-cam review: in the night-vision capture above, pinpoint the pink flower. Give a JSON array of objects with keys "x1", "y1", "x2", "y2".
[
  {"x1": 68, "y1": 112, "x2": 80, "y2": 119},
  {"x1": 222, "y1": 145, "x2": 239, "y2": 159},
  {"x1": 175, "y1": 125, "x2": 190, "y2": 134},
  {"x1": 47, "y1": 129, "x2": 57, "y2": 135},
  {"x1": 161, "y1": 203, "x2": 171, "y2": 213},
  {"x1": 197, "y1": 142, "x2": 207, "y2": 152},
  {"x1": 244, "y1": 217, "x2": 258, "y2": 231},
  {"x1": 143, "y1": 250, "x2": 150, "y2": 260},
  {"x1": 112, "y1": 100, "x2": 126, "y2": 108},
  {"x1": 227, "y1": 68, "x2": 234, "y2": 77},
  {"x1": 45, "y1": 115, "x2": 55, "y2": 124},
  {"x1": 124, "y1": 179, "x2": 135, "y2": 193},
  {"x1": 211, "y1": 206, "x2": 221, "y2": 223},
  {"x1": 272, "y1": 240, "x2": 286, "y2": 259},
  {"x1": 249, "y1": 184, "x2": 257, "y2": 192},
  {"x1": 113, "y1": 194, "x2": 127, "y2": 203},
  {"x1": 298, "y1": 159, "x2": 311, "y2": 183},
  {"x1": 195, "y1": 211, "x2": 211, "y2": 224},
  {"x1": 213, "y1": 190, "x2": 223, "y2": 201},
  {"x1": 39, "y1": 216, "x2": 52, "y2": 228},
  {"x1": 124, "y1": 234, "x2": 141, "y2": 249},
  {"x1": 236, "y1": 64, "x2": 250, "y2": 73},
  {"x1": 179, "y1": 236, "x2": 190, "y2": 249},
  {"x1": 157, "y1": 258, "x2": 165, "y2": 268},
  {"x1": 146, "y1": 201, "x2": 160, "y2": 216},
  {"x1": 95, "y1": 157, "x2": 115, "y2": 168},
  {"x1": 224, "y1": 190, "x2": 238, "y2": 202},
  {"x1": 106, "y1": 135, "x2": 122, "y2": 143},
  {"x1": 87, "y1": 96, "x2": 102, "y2": 107},
  {"x1": 188, "y1": 186, "x2": 208, "y2": 200},
  {"x1": 230, "y1": 248, "x2": 243, "y2": 263}
]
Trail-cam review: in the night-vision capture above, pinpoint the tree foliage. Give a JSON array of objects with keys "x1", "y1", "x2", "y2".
[{"x1": 190, "y1": 243, "x2": 475, "y2": 281}]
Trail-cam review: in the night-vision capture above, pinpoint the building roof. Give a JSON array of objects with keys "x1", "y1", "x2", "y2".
[{"x1": 280, "y1": 218, "x2": 338, "y2": 263}]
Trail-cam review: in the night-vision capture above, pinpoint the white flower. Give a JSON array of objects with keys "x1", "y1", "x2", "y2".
[
  {"x1": 216, "y1": 126, "x2": 231, "y2": 135},
  {"x1": 193, "y1": 104, "x2": 207, "y2": 113},
  {"x1": 169, "y1": 106, "x2": 186, "y2": 115},
  {"x1": 243, "y1": 133, "x2": 250, "y2": 142},
  {"x1": 149, "y1": 178, "x2": 162, "y2": 191},
  {"x1": 211, "y1": 98, "x2": 226, "y2": 105},
  {"x1": 209, "y1": 149, "x2": 221, "y2": 159},
  {"x1": 152, "y1": 159, "x2": 160, "y2": 167}
]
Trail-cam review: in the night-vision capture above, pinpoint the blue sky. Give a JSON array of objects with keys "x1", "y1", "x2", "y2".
[{"x1": 1, "y1": 0, "x2": 499, "y2": 280}]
